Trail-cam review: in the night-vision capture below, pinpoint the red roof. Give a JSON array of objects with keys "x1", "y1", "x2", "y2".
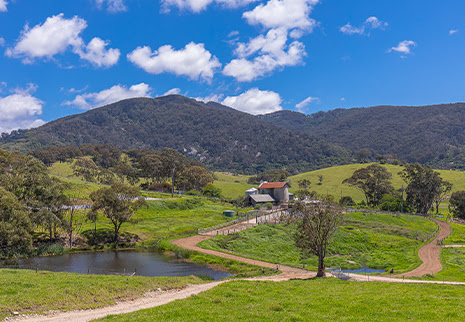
[{"x1": 258, "y1": 182, "x2": 289, "y2": 189}]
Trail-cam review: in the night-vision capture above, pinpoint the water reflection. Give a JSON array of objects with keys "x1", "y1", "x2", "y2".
[{"x1": 16, "y1": 250, "x2": 230, "y2": 280}]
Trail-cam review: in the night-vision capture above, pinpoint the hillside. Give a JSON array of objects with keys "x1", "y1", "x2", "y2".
[
  {"x1": 258, "y1": 103, "x2": 465, "y2": 169},
  {"x1": 0, "y1": 95, "x2": 352, "y2": 174}
]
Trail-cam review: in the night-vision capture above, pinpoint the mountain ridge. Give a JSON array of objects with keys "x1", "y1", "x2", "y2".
[
  {"x1": 258, "y1": 102, "x2": 465, "y2": 169},
  {"x1": 0, "y1": 95, "x2": 352, "y2": 174}
]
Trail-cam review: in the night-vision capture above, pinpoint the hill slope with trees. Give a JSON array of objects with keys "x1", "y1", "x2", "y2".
[
  {"x1": 258, "y1": 103, "x2": 465, "y2": 169},
  {"x1": 0, "y1": 95, "x2": 352, "y2": 174}
]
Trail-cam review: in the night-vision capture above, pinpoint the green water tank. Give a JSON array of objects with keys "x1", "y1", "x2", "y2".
[{"x1": 223, "y1": 210, "x2": 235, "y2": 217}]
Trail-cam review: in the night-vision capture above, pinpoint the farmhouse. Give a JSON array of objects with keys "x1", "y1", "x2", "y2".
[
  {"x1": 244, "y1": 181, "x2": 292, "y2": 207},
  {"x1": 258, "y1": 182, "x2": 291, "y2": 202}
]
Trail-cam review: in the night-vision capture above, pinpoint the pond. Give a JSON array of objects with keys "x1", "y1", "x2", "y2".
[{"x1": 10, "y1": 250, "x2": 231, "y2": 281}]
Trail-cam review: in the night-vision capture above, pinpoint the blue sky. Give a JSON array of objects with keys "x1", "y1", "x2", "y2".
[{"x1": 1, "y1": 0, "x2": 465, "y2": 133}]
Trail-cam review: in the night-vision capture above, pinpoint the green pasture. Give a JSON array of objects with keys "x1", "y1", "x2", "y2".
[
  {"x1": 199, "y1": 212, "x2": 438, "y2": 273},
  {"x1": 58, "y1": 198, "x2": 237, "y2": 246},
  {"x1": 289, "y1": 163, "x2": 465, "y2": 209},
  {"x1": 100, "y1": 278, "x2": 465, "y2": 321},
  {"x1": 0, "y1": 269, "x2": 203, "y2": 320},
  {"x1": 444, "y1": 222, "x2": 465, "y2": 245}
]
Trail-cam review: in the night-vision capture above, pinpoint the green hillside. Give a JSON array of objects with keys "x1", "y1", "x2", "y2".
[
  {"x1": 259, "y1": 103, "x2": 465, "y2": 169},
  {"x1": 289, "y1": 163, "x2": 465, "y2": 205},
  {"x1": 0, "y1": 95, "x2": 352, "y2": 174}
]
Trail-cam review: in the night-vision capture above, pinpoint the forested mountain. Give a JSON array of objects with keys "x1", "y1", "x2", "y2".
[
  {"x1": 258, "y1": 103, "x2": 465, "y2": 169},
  {"x1": 0, "y1": 95, "x2": 352, "y2": 174}
]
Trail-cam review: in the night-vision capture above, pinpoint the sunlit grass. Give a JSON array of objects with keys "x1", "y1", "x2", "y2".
[{"x1": 100, "y1": 278, "x2": 465, "y2": 321}]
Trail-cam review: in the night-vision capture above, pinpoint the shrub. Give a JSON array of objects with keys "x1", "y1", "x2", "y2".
[
  {"x1": 140, "y1": 182, "x2": 172, "y2": 192},
  {"x1": 263, "y1": 202, "x2": 273, "y2": 209},
  {"x1": 202, "y1": 184, "x2": 222, "y2": 198},
  {"x1": 186, "y1": 189, "x2": 199, "y2": 196},
  {"x1": 379, "y1": 194, "x2": 411, "y2": 213},
  {"x1": 339, "y1": 196, "x2": 355, "y2": 207}
]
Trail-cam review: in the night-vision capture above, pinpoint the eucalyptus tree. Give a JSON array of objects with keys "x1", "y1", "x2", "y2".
[
  {"x1": 343, "y1": 164, "x2": 394, "y2": 207},
  {"x1": 289, "y1": 197, "x2": 343, "y2": 277},
  {"x1": 90, "y1": 183, "x2": 148, "y2": 243},
  {"x1": 399, "y1": 163, "x2": 450, "y2": 215}
]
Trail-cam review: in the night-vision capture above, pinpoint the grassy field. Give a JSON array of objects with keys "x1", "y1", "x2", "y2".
[
  {"x1": 63, "y1": 198, "x2": 238, "y2": 247},
  {"x1": 444, "y1": 222, "x2": 465, "y2": 245},
  {"x1": 199, "y1": 212, "x2": 438, "y2": 273},
  {"x1": 100, "y1": 278, "x2": 465, "y2": 321},
  {"x1": 0, "y1": 269, "x2": 203, "y2": 320},
  {"x1": 218, "y1": 163, "x2": 465, "y2": 207}
]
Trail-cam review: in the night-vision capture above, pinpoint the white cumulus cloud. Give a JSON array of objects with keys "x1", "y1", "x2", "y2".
[
  {"x1": 74, "y1": 37, "x2": 120, "y2": 68},
  {"x1": 161, "y1": 0, "x2": 258, "y2": 13},
  {"x1": 6, "y1": 13, "x2": 120, "y2": 67},
  {"x1": 295, "y1": 96, "x2": 318, "y2": 112},
  {"x1": 95, "y1": 0, "x2": 127, "y2": 13},
  {"x1": 0, "y1": 84, "x2": 45, "y2": 133},
  {"x1": 243, "y1": 0, "x2": 319, "y2": 36},
  {"x1": 128, "y1": 42, "x2": 221, "y2": 82},
  {"x1": 63, "y1": 83, "x2": 152, "y2": 110},
  {"x1": 389, "y1": 40, "x2": 416, "y2": 55},
  {"x1": 0, "y1": 0, "x2": 7, "y2": 12},
  {"x1": 449, "y1": 29, "x2": 458, "y2": 35},
  {"x1": 224, "y1": 28, "x2": 306, "y2": 81},
  {"x1": 340, "y1": 16, "x2": 387, "y2": 35},
  {"x1": 222, "y1": 88, "x2": 282, "y2": 115}
]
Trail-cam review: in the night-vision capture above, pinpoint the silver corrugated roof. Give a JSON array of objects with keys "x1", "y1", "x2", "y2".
[{"x1": 249, "y1": 194, "x2": 276, "y2": 203}]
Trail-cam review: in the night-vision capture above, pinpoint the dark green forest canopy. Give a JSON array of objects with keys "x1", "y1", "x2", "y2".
[
  {"x1": 0, "y1": 95, "x2": 352, "y2": 174},
  {"x1": 258, "y1": 103, "x2": 465, "y2": 169}
]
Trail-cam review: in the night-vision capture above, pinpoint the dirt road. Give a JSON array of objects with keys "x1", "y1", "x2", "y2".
[{"x1": 398, "y1": 219, "x2": 450, "y2": 277}]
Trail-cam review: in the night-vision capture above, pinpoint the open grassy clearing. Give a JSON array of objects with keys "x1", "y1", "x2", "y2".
[
  {"x1": 0, "y1": 269, "x2": 203, "y2": 320},
  {"x1": 100, "y1": 278, "x2": 465, "y2": 321},
  {"x1": 444, "y1": 222, "x2": 465, "y2": 245},
  {"x1": 199, "y1": 212, "x2": 437, "y2": 273}
]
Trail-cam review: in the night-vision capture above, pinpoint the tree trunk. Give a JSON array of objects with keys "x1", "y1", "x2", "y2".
[
  {"x1": 317, "y1": 252, "x2": 326, "y2": 277},
  {"x1": 113, "y1": 221, "x2": 120, "y2": 244}
]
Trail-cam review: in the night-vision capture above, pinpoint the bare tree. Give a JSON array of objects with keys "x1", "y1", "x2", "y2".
[{"x1": 290, "y1": 198, "x2": 343, "y2": 277}]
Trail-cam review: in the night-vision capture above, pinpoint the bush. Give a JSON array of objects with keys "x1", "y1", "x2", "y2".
[
  {"x1": 35, "y1": 243, "x2": 64, "y2": 256},
  {"x1": 339, "y1": 196, "x2": 355, "y2": 207},
  {"x1": 202, "y1": 184, "x2": 222, "y2": 198},
  {"x1": 140, "y1": 182, "x2": 172, "y2": 192},
  {"x1": 449, "y1": 191, "x2": 465, "y2": 219},
  {"x1": 379, "y1": 194, "x2": 410, "y2": 213},
  {"x1": 263, "y1": 202, "x2": 273, "y2": 209},
  {"x1": 186, "y1": 189, "x2": 199, "y2": 196}
]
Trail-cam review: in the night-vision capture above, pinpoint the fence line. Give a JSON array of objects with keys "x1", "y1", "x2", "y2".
[{"x1": 198, "y1": 209, "x2": 288, "y2": 235}]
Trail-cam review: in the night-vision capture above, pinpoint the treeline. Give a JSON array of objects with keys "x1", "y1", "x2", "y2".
[
  {"x1": 340, "y1": 163, "x2": 452, "y2": 215},
  {"x1": 0, "y1": 149, "x2": 70, "y2": 257},
  {"x1": 32, "y1": 144, "x2": 218, "y2": 196}
]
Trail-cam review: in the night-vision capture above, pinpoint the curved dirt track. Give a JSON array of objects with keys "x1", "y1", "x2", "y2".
[
  {"x1": 398, "y1": 219, "x2": 450, "y2": 277},
  {"x1": 172, "y1": 234, "x2": 312, "y2": 278}
]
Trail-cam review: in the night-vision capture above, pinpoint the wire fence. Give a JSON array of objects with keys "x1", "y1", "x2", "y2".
[{"x1": 198, "y1": 209, "x2": 289, "y2": 235}]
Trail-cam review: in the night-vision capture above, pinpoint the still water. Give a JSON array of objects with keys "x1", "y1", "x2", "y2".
[{"x1": 17, "y1": 250, "x2": 231, "y2": 281}]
